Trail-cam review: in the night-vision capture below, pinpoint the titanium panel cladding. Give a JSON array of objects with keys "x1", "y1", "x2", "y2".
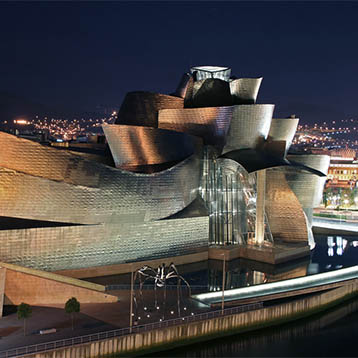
[
  {"x1": 223, "y1": 104, "x2": 275, "y2": 153},
  {"x1": 158, "y1": 106, "x2": 233, "y2": 146},
  {"x1": 0, "y1": 135, "x2": 200, "y2": 224},
  {"x1": 188, "y1": 79, "x2": 232, "y2": 108},
  {"x1": 285, "y1": 155, "x2": 330, "y2": 209},
  {"x1": 265, "y1": 168, "x2": 308, "y2": 242},
  {"x1": 0, "y1": 131, "x2": 102, "y2": 187},
  {"x1": 116, "y1": 91, "x2": 184, "y2": 127},
  {"x1": 0, "y1": 217, "x2": 209, "y2": 271},
  {"x1": 268, "y1": 117, "x2": 299, "y2": 155},
  {"x1": 190, "y1": 66, "x2": 231, "y2": 81},
  {"x1": 287, "y1": 154, "x2": 330, "y2": 175},
  {"x1": 102, "y1": 124, "x2": 200, "y2": 169},
  {"x1": 174, "y1": 73, "x2": 192, "y2": 99},
  {"x1": 229, "y1": 78, "x2": 263, "y2": 104}
]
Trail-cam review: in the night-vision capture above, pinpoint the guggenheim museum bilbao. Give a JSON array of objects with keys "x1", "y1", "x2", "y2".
[{"x1": 0, "y1": 66, "x2": 330, "y2": 275}]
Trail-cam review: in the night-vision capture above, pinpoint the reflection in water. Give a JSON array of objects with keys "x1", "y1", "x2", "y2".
[
  {"x1": 148, "y1": 297, "x2": 358, "y2": 357},
  {"x1": 206, "y1": 257, "x2": 309, "y2": 292},
  {"x1": 83, "y1": 234, "x2": 358, "y2": 357},
  {"x1": 309, "y1": 234, "x2": 358, "y2": 275},
  {"x1": 86, "y1": 234, "x2": 358, "y2": 291}
]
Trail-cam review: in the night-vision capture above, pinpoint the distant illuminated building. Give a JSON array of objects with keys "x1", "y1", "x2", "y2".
[{"x1": 326, "y1": 148, "x2": 358, "y2": 188}]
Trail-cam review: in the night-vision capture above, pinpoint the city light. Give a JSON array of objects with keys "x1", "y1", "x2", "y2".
[{"x1": 14, "y1": 119, "x2": 28, "y2": 125}]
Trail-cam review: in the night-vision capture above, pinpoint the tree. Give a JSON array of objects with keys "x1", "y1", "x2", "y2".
[
  {"x1": 65, "y1": 297, "x2": 80, "y2": 330},
  {"x1": 17, "y1": 302, "x2": 32, "y2": 336}
]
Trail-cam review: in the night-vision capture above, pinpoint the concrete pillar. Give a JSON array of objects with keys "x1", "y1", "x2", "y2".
[
  {"x1": 0, "y1": 268, "x2": 6, "y2": 318},
  {"x1": 255, "y1": 170, "x2": 266, "y2": 245}
]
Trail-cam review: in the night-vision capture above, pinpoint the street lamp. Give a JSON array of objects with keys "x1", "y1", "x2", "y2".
[{"x1": 129, "y1": 264, "x2": 134, "y2": 333}]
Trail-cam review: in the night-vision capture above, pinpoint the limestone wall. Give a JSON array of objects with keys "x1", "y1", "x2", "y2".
[{"x1": 1, "y1": 262, "x2": 117, "y2": 306}]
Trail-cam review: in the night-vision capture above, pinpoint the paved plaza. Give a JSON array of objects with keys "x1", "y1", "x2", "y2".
[{"x1": 0, "y1": 287, "x2": 212, "y2": 352}]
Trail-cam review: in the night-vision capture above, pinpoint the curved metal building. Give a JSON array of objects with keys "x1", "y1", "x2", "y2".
[
  {"x1": 285, "y1": 154, "x2": 330, "y2": 209},
  {"x1": 0, "y1": 64, "x2": 329, "y2": 272},
  {"x1": 223, "y1": 104, "x2": 275, "y2": 153},
  {"x1": 229, "y1": 77, "x2": 263, "y2": 104},
  {"x1": 268, "y1": 117, "x2": 299, "y2": 155},
  {"x1": 116, "y1": 91, "x2": 183, "y2": 127},
  {"x1": 103, "y1": 124, "x2": 200, "y2": 171},
  {"x1": 284, "y1": 154, "x2": 330, "y2": 248},
  {"x1": 189, "y1": 79, "x2": 232, "y2": 108},
  {"x1": 0, "y1": 135, "x2": 201, "y2": 224},
  {"x1": 158, "y1": 106, "x2": 233, "y2": 146},
  {"x1": 265, "y1": 169, "x2": 308, "y2": 243},
  {"x1": 173, "y1": 73, "x2": 193, "y2": 99}
]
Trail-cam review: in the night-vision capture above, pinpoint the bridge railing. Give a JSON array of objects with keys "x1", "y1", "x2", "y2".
[{"x1": 0, "y1": 302, "x2": 263, "y2": 358}]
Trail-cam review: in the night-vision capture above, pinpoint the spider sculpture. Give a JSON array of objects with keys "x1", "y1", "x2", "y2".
[{"x1": 133, "y1": 263, "x2": 191, "y2": 311}]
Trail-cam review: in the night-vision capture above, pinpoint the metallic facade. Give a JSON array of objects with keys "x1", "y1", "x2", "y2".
[
  {"x1": 0, "y1": 158, "x2": 200, "y2": 225},
  {"x1": 102, "y1": 124, "x2": 200, "y2": 170},
  {"x1": 0, "y1": 217, "x2": 208, "y2": 271},
  {"x1": 285, "y1": 154, "x2": 330, "y2": 209},
  {"x1": 0, "y1": 134, "x2": 200, "y2": 224},
  {"x1": 158, "y1": 106, "x2": 234, "y2": 146},
  {"x1": 0, "y1": 64, "x2": 330, "y2": 272},
  {"x1": 268, "y1": 117, "x2": 299, "y2": 156},
  {"x1": 174, "y1": 73, "x2": 192, "y2": 99},
  {"x1": 116, "y1": 91, "x2": 183, "y2": 127},
  {"x1": 284, "y1": 154, "x2": 330, "y2": 248},
  {"x1": 223, "y1": 104, "x2": 275, "y2": 153},
  {"x1": 265, "y1": 169, "x2": 308, "y2": 243},
  {"x1": 189, "y1": 79, "x2": 233, "y2": 108},
  {"x1": 229, "y1": 78, "x2": 263, "y2": 104}
]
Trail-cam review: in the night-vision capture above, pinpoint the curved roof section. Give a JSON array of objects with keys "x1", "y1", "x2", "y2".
[
  {"x1": 286, "y1": 154, "x2": 330, "y2": 175},
  {"x1": 116, "y1": 91, "x2": 183, "y2": 128},
  {"x1": 220, "y1": 148, "x2": 289, "y2": 173},
  {"x1": 229, "y1": 78, "x2": 263, "y2": 105},
  {"x1": 221, "y1": 148, "x2": 328, "y2": 175},
  {"x1": 0, "y1": 133, "x2": 201, "y2": 224},
  {"x1": 222, "y1": 104, "x2": 275, "y2": 154},
  {"x1": 268, "y1": 117, "x2": 299, "y2": 155},
  {"x1": 0, "y1": 131, "x2": 102, "y2": 187},
  {"x1": 102, "y1": 124, "x2": 200, "y2": 170},
  {"x1": 190, "y1": 66, "x2": 231, "y2": 81},
  {"x1": 284, "y1": 154, "x2": 330, "y2": 209},
  {"x1": 158, "y1": 106, "x2": 233, "y2": 147}
]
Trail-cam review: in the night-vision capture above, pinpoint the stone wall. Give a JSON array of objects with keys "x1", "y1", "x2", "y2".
[
  {"x1": 21, "y1": 279, "x2": 358, "y2": 357},
  {"x1": 1, "y1": 262, "x2": 117, "y2": 307}
]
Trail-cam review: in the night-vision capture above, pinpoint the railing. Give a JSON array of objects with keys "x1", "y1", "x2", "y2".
[
  {"x1": 105, "y1": 284, "x2": 207, "y2": 292},
  {"x1": 0, "y1": 302, "x2": 263, "y2": 358}
]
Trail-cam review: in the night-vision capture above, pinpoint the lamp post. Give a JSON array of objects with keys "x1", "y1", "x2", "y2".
[
  {"x1": 222, "y1": 253, "x2": 226, "y2": 314},
  {"x1": 129, "y1": 264, "x2": 134, "y2": 333}
]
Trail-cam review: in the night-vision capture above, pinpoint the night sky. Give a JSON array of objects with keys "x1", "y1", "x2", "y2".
[{"x1": 1, "y1": 1, "x2": 358, "y2": 123}]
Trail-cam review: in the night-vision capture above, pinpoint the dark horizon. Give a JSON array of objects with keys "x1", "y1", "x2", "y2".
[{"x1": 1, "y1": 1, "x2": 358, "y2": 123}]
